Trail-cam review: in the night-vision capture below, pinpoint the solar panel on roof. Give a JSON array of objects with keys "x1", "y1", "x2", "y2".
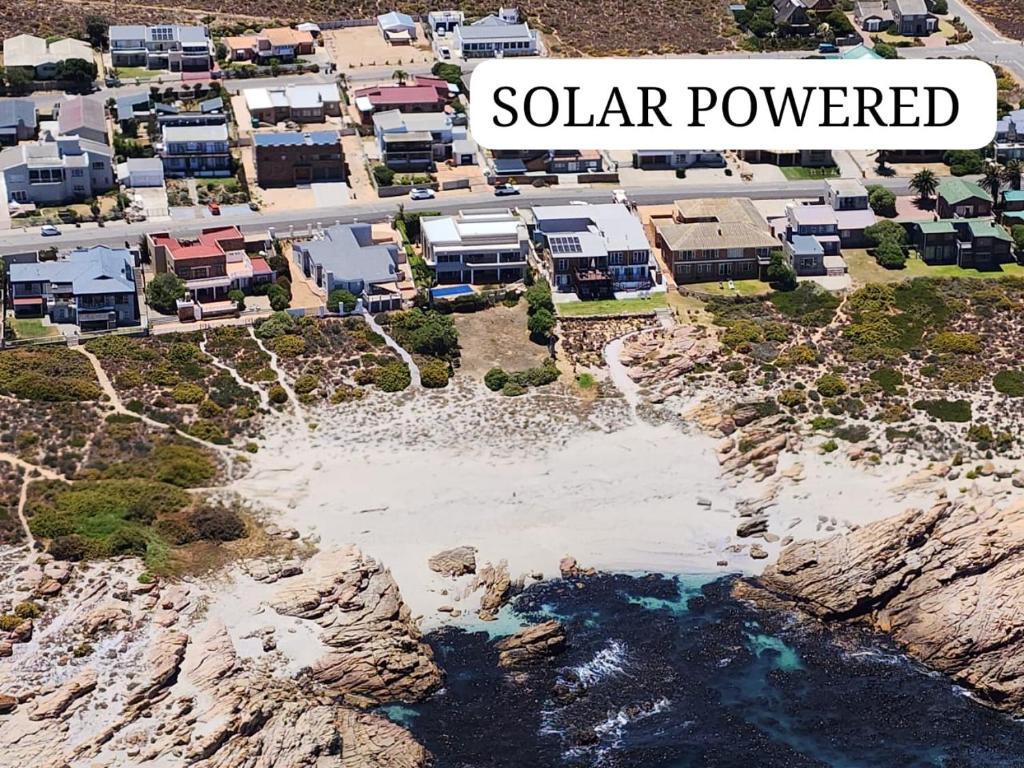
[{"x1": 549, "y1": 235, "x2": 582, "y2": 254}]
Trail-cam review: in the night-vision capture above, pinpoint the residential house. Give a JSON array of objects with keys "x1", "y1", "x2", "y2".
[
  {"x1": 115, "y1": 93, "x2": 153, "y2": 131},
  {"x1": 654, "y1": 197, "x2": 779, "y2": 284},
  {"x1": 0, "y1": 132, "x2": 113, "y2": 204},
  {"x1": 117, "y1": 157, "x2": 165, "y2": 188},
  {"x1": 825, "y1": 178, "x2": 876, "y2": 246},
  {"x1": 1002, "y1": 190, "x2": 1024, "y2": 227},
  {"x1": 244, "y1": 83, "x2": 342, "y2": 124},
  {"x1": 421, "y1": 209, "x2": 528, "y2": 284},
  {"x1": 377, "y1": 12, "x2": 418, "y2": 43},
  {"x1": 779, "y1": 204, "x2": 845, "y2": 276},
  {"x1": 373, "y1": 109, "x2": 458, "y2": 169},
  {"x1": 0, "y1": 100, "x2": 37, "y2": 146},
  {"x1": 353, "y1": 83, "x2": 448, "y2": 125},
  {"x1": 631, "y1": 150, "x2": 725, "y2": 170},
  {"x1": 547, "y1": 150, "x2": 603, "y2": 174},
  {"x1": 148, "y1": 226, "x2": 273, "y2": 304},
  {"x1": 531, "y1": 203, "x2": 660, "y2": 297},
  {"x1": 451, "y1": 14, "x2": 539, "y2": 58},
  {"x1": 426, "y1": 10, "x2": 465, "y2": 34},
  {"x1": 739, "y1": 149, "x2": 834, "y2": 167},
  {"x1": 994, "y1": 108, "x2": 1024, "y2": 162},
  {"x1": 159, "y1": 123, "x2": 231, "y2": 177},
  {"x1": 936, "y1": 178, "x2": 992, "y2": 219},
  {"x1": 772, "y1": 0, "x2": 813, "y2": 29},
  {"x1": 890, "y1": 0, "x2": 936, "y2": 35},
  {"x1": 109, "y1": 25, "x2": 212, "y2": 72},
  {"x1": 222, "y1": 26, "x2": 315, "y2": 62},
  {"x1": 2, "y1": 35, "x2": 94, "y2": 80},
  {"x1": 7, "y1": 246, "x2": 138, "y2": 331},
  {"x1": 253, "y1": 131, "x2": 345, "y2": 187},
  {"x1": 452, "y1": 138, "x2": 478, "y2": 166},
  {"x1": 55, "y1": 95, "x2": 108, "y2": 145},
  {"x1": 910, "y1": 218, "x2": 1012, "y2": 268},
  {"x1": 854, "y1": 0, "x2": 893, "y2": 30},
  {"x1": 293, "y1": 223, "x2": 403, "y2": 311}
]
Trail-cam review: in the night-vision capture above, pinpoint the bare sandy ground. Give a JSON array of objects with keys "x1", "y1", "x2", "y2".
[{"x1": 232, "y1": 381, "x2": 941, "y2": 627}]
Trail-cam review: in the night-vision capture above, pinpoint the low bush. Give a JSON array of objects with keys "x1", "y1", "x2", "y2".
[
  {"x1": 188, "y1": 503, "x2": 246, "y2": 542},
  {"x1": 484, "y1": 367, "x2": 509, "y2": 392},
  {"x1": 913, "y1": 399, "x2": 972, "y2": 422},
  {"x1": 373, "y1": 362, "x2": 412, "y2": 392},
  {"x1": 419, "y1": 360, "x2": 450, "y2": 389},
  {"x1": 816, "y1": 373, "x2": 848, "y2": 397},
  {"x1": 993, "y1": 369, "x2": 1024, "y2": 397}
]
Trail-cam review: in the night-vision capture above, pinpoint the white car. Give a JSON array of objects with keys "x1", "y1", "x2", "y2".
[
  {"x1": 494, "y1": 183, "x2": 520, "y2": 197},
  {"x1": 438, "y1": 46, "x2": 451, "y2": 59},
  {"x1": 40, "y1": 224, "x2": 61, "y2": 237},
  {"x1": 410, "y1": 188, "x2": 435, "y2": 200}
]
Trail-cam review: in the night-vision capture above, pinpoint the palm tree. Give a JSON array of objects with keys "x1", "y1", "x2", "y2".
[
  {"x1": 909, "y1": 169, "x2": 939, "y2": 202},
  {"x1": 981, "y1": 163, "x2": 1004, "y2": 203},
  {"x1": 392, "y1": 69, "x2": 410, "y2": 86},
  {"x1": 1003, "y1": 159, "x2": 1022, "y2": 191}
]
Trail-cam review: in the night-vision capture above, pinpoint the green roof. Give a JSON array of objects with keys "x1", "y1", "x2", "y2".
[
  {"x1": 841, "y1": 44, "x2": 883, "y2": 60},
  {"x1": 1003, "y1": 190, "x2": 1024, "y2": 202},
  {"x1": 937, "y1": 177, "x2": 992, "y2": 205},
  {"x1": 914, "y1": 220, "x2": 956, "y2": 234},
  {"x1": 968, "y1": 220, "x2": 1012, "y2": 241}
]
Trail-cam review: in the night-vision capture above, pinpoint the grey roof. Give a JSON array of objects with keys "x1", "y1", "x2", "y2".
[
  {"x1": 254, "y1": 130, "x2": 338, "y2": 147},
  {"x1": 109, "y1": 25, "x2": 147, "y2": 39},
  {"x1": 460, "y1": 16, "x2": 534, "y2": 40},
  {"x1": 9, "y1": 246, "x2": 134, "y2": 295},
  {"x1": 0, "y1": 99, "x2": 36, "y2": 129},
  {"x1": 162, "y1": 123, "x2": 228, "y2": 142},
  {"x1": 377, "y1": 11, "x2": 416, "y2": 29},
  {"x1": 199, "y1": 96, "x2": 224, "y2": 113},
  {"x1": 124, "y1": 157, "x2": 164, "y2": 172},
  {"x1": 789, "y1": 234, "x2": 824, "y2": 255},
  {"x1": 789, "y1": 204, "x2": 838, "y2": 226},
  {"x1": 373, "y1": 108, "x2": 451, "y2": 133},
  {"x1": 533, "y1": 203, "x2": 650, "y2": 253},
  {"x1": 116, "y1": 93, "x2": 151, "y2": 121},
  {"x1": 297, "y1": 223, "x2": 398, "y2": 285},
  {"x1": 57, "y1": 95, "x2": 106, "y2": 137},
  {"x1": 0, "y1": 134, "x2": 110, "y2": 171},
  {"x1": 892, "y1": 0, "x2": 929, "y2": 15},
  {"x1": 452, "y1": 138, "x2": 477, "y2": 156}
]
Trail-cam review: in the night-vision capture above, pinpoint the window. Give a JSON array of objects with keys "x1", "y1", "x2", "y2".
[
  {"x1": 71, "y1": 169, "x2": 84, "y2": 177},
  {"x1": 91, "y1": 162, "x2": 105, "y2": 170}
]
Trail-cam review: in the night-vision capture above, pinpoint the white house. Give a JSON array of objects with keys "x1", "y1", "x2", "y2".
[
  {"x1": 377, "y1": 12, "x2": 417, "y2": 43},
  {"x1": 451, "y1": 14, "x2": 539, "y2": 58},
  {"x1": 118, "y1": 157, "x2": 165, "y2": 188},
  {"x1": 421, "y1": 209, "x2": 528, "y2": 285}
]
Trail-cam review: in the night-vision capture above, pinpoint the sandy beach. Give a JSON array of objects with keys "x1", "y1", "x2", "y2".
[{"x1": 232, "y1": 380, "x2": 942, "y2": 625}]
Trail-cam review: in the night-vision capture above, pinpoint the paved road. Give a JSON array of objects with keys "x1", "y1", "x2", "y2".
[{"x1": 0, "y1": 178, "x2": 912, "y2": 255}]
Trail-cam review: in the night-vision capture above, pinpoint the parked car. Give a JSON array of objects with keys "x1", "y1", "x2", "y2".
[
  {"x1": 439, "y1": 46, "x2": 451, "y2": 59},
  {"x1": 494, "y1": 183, "x2": 520, "y2": 197},
  {"x1": 410, "y1": 188, "x2": 436, "y2": 200},
  {"x1": 818, "y1": 42, "x2": 839, "y2": 54},
  {"x1": 208, "y1": 202, "x2": 221, "y2": 216},
  {"x1": 40, "y1": 224, "x2": 61, "y2": 237}
]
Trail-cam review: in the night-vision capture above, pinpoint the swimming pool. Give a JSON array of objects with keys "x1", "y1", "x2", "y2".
[{"x1": 431, "y1": 284, "x2": 474, "y2": 299}]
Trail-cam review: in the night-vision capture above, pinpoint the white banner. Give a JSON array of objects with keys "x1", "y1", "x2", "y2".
[{"x1": 469, "y1": 58, "x2": 996, "y2": 151}]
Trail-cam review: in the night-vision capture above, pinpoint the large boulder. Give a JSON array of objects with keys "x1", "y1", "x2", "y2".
[
  {"x1": 495, "y1": 621, "x2": 567, "y2": 669},
  {"x1": 427, "y1": 546, "x2": 477, "y2": 578}
]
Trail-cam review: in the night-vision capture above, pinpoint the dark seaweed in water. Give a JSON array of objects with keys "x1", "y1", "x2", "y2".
[{"x1": 403, "y1": 574, "x2": 1024, "y2": 768}]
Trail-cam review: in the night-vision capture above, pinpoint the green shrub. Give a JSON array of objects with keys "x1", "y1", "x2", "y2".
[
  {"x1": 913, "y1": 399, "x2": 972, "y2": 422},
  {"x1": 816, "y1": 373, "x2": 848, "y2": 397},
  {"x1": 327, "y1": 289, "x2": 358, "y2": 313},
  {"x1": 525, "y1": 279, "x2": 554, "y2": 315},
  {"x1": 994, "y1": 369, "x2": 1024, "y2": 397},
  {"x1": 255, "y1": 312, "x2": 296, "y2": 340},
  {"x1": 777, "y1": 388, "x2": 806, "y2": 407},
  {"x1": 47, "y1": 534, "x2": 87, "y2": 561},
  {"x1": 527, "y1": 307, "x2": 556, "y2": 340},
  {"x1": 821, "y1": 439, "x2": 839, "y2": 453},
  {"x1": 189, "y1": 503, "x2": 246, "y2": 542},
  {"x1": 146, "y1": 273, "x2": 187, "y2": 313},
  {"x1": 931, "y1": 331, "x2": 981, "y2": 355},
  {"x1": 386, "y1": 309, "x2": 459, "y2": 360},
  {"x1": 0, "y1": 615, "x2": 21, "y2": 631},
  {"x1": 172, "y1": 382, "x2": 206, "y2": 405},
  {"x1": 869, "y1": 367, "x2": 903, "y2": 395},
  {"x1": 768, "y1": 283, "x2": 840, "y2": 326},
  {"x1": 484, "y1": 367, "x2": 509, "y2": 392},
  {"x1": 13, "y1": 601, "x2": 41, "y2": 619},
  {"x1": 502, "y1": 381, "x2": 527, "y2": 397},
  {"x1": 420, "y1": 360, "x2": 450, "y2": 389},
  {"x1": 874, "y1": 239, "x2": 907, "y2": 269},
  {"x1": 373, "y1": 362, "x2": 412, "y2": 392},
  {"x1": 272, "y1": 335, "x2": 306, "y2": 358},
  {"x1": 294, "y1": 373, "x2": 320, "y2": 395}
]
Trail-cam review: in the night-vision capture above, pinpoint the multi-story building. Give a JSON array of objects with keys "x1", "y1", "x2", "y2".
[
  {"x1": 910, "y1": 218, "x2": 1012, "y2": 269},
  {"x1": 421, "y1": 209, "x2": 528, "y2": 285},
  {"x1": 655, "y1": 197, "x2": 779, "y2": 284},
  {"x1": 824, "y1": 178, "x2": 876, "y2": 247},
  {"x1": 223, "y1": 26, "x2": 315, "y2": 62},
  {"x1": 0, "y1": 132, "x2": 113, "y2": 205},
  {"x1": 244, "y1": 84, "x2": 342, "y2": 125},
  {"x1": 55, "y1": 95, "x2": 108, "y2": 145},
  {"x1": 7, "y1": 246, "x2": 138, "y2": 331},
  {"x1": 451, "y1": 13, "x2": 539, "y2": 58},
  {"x1": 890, "y1": 0, "x2": 936, "y2": 35},
  {"x1": 778, "y1": 204, "x2": 845, "y2": 276},
  {"x1": 293, "y1": 223, "x2": 403, "y2": 312},
  {"x1": 147, "y1": 226, "x2": 274, "y2": 304},
  {"x1": 995, "y1": 109, "x2": 1024, "y2": 162},
  {"x1": 531, "y1": 203, "x2": 659, "y2": 298},
  {"x1": 373, "y1": 110, "x2": 458, "y2": 170},
  {"x1": 631, "y1": 150, "x2": 725, "y2": 171},
  {"x1": 936, "y1": 178, "x2": 993, "y2": 219},
  {"x1": 353, "y1": 83, "x2": 448, "y2": 125},
  {"x1": 253, "y1": 131, "x2": 345, "y2": 187},
  {"x1": 109, "y1": 25, "x2": 213, "y2": 72},
  {"x1": 158, "y1": 123, "x2": 231, "y2": 177}
]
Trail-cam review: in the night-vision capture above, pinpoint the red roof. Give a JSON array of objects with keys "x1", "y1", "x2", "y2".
[
  {"x1": 355, "y1": 85, "x2": 445, "y2": 108},
  {"x1": 197, "y1": 226, "x2": 243, "y2": 248},
  {"x1": 250, "y1": 257, "x2": 273, "y2": 274},
  {"x1": 13, "y1": 297, "x2": 43, "y2": 306},
  {"x1": 173, "y1": 244, "x2": 223, "y2": 260}
]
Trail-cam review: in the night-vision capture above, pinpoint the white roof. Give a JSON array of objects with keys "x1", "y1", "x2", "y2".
[
  {"x1": 162, "y1": 123, "x2": 228, "y2": 142},
  {"x1": 3, "y1": 34, "x2": 92, "y2": 68},
  {"x1": 378, "y1": 11, "x2": 416, "y2": 29},
  {"x1": 533, "y1": 203, "x2": 650, "y2": 252},
  {"x1": 244, "y1": 83, "x2": 340, "y2": 111}
]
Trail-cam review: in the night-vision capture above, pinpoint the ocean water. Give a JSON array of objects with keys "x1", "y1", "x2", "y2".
[{"x1": 400, "y1": 573, "x2": 1024, "y2": 768}]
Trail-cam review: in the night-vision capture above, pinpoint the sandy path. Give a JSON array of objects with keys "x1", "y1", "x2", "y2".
[
  {"x1": 364, "y1": 312, "x2": 421, "y2": 387},
  {"x1": 199, "y1": 336, "x2": 270, "y2": 409}
]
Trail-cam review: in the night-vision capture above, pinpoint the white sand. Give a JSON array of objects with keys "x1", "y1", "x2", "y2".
[{"x1": 232, "y1": 382, "x2": 940, "y2": 625}]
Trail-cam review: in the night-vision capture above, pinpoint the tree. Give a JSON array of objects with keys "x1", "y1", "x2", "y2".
[
  {"x1": 824, "y1": 9, "x2": 854, "y2": 34},
  {"x1": 268, "y1": 284, "x2": 290, "y2": 311},
  {"x1": 874, "y1": 239, "x2": 907, "y2": 269},
  {"x1": 944, "y1": 149, "x2": 985, "y2": 176},
  {"x1": 372, "y1": 164, "x2": 395, "y2": 187},
  {"x1": 816, "y1": 22, "x2": 834, "y2": 42},
  {"x1": 1012, "y1": 224, "x2": 1024, "y2": 254},
  {"x1": 873, "y1": 41, "x2": 898, "y2": 59},
  {"x1": 392, "y1": 69, "x2": 410, "y2": 85},
  {"x1": 84, "y1": 15, "x2": 109, "y2": 49},
  {"x1": 525, "y1": 279, "x2": 554, "y2": 315},
  {"x1": 327, "y1": 289, "x2": 358, "y2": 313},
  {"x1": 766, "y1": 252, "x2": 797, "y2": 291},
  {"x1": 228, "y1": 289, "x2": 246, "y2": 310},
  {"x1": 56, "y1": 58, "x2": 98, "y2": 84},
  {"x1": 484, "y1": 367, "x2": 509, "y2": 391},
  {"x1": 146, "y1": 273, "x2": 187, "y2": 313},
  {"x1": 981, "y1": 163, "x2": 1004, "y2": 202},
  {"x1": 527, "y1": 307, "x2": 555, "y2": 340},
  {"x1": 3, "y1": 67, "x2": 32, "y2": 95},
  {"x1": 431, "y1": 61, "x2": 462, "y2": 84},
  {"x1": 909, "y1": 169, "x2": 938, "y2": 201},
  {"x1": 1003, "y1": 159, "x2": 1022, "y2": 192},
  {"x1": 867, "y1": 185, "x2": 897, "y2": 217},
  {"x1": 930, "y1": 0, "x2": 948, "y2": 12},
  {"x1": 865, "y1": 219, "x2": 907, "y2": 247}
]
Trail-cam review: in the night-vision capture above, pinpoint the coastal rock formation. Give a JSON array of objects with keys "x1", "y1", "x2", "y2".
[
  {"x1": 428, "y1": 546, "x2": 477, "y2": 577},
  {"x1": 754, "y1": 496, "x2": 1024, "y2": 713},
  {"x1": 270, "y1": 546, "x2": 442, "y2": 704},
  {"x1": 620, "y1": 325, "x2": 718, "y2": 402},
  {"x1": 495, "y1": 620, "x2": 567, "y2": 669},
  {"x1": 472, "y1": 560, "x2": 512, "y2": 621}
]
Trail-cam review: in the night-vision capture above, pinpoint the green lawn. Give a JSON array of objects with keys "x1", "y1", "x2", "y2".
[
  {"x1": 780, "y1": 165, "x2": 841, "y2": 181},
  {"x1": 9, "y1": 318, "x2": 60, "y2": 339},
  {"x1": 686, "y1": 279, "x2": 772, "y2": 297},
  {"x1": 113, "y1": 67, "x2": 165, "y2": 80},
  {"x1": 557, "y1": 293, "x2": 667, "y2": 317},
  {"x1": 847, "y1": 248, "x2": 1024, "y2": 285}
]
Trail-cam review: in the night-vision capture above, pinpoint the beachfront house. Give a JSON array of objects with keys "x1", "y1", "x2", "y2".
[
  {"x1": 0, "y1": 132, "x2": 113, "y2": 205},
  {"x1": 531, "y1": 203, "x2": 660, "y2": 298},
  {"x1": 293, "y1": 223, "x2": 403, "y2": 312},
  {"x1": 373, "y1": 110, "x2": 458, "y2": 170},
  {"x1": 244, "y1": 84, "x2": 342, "y2": 125},
  {"x1": 910, "y1": 218, "x2": 1012, "y2": 269},
  {"x1": 995, "y1": 109, "x2": 1024, "y2": 162},
  {"x1": 158, "y1": 123, "x2": 231, "y2": 178},
  {"x1": 109, "y1": 25, "x2": 213, "y2": 72},
  {"x1": 654, "y1": 197, "x2": 779, "y2": 284},
  {"x1": 7, "y1": 246, "x2": 138, "y2": 331},
  {"x1": 451, "y1": 14, "x2": 539, "y2": 58},
  {"x1": 825, "y1": 178, "x2": 876, "y2": 247},
  {"x1": 937, "y1": 178, "x2": 992, "y2": 219},
  {"x1": 631, "y1": 150, "x2": 725, "y2": 171},
  {"x1": 420, "y1": 209, "x2": 529, "y2": 285}
]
